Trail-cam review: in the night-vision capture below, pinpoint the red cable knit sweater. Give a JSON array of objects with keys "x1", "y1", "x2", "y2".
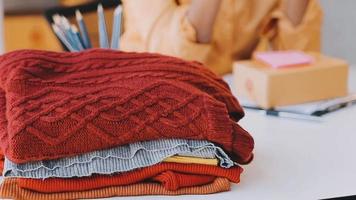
[{"x1": 0, "y1": 49, "x2": 254, "y2": 164}]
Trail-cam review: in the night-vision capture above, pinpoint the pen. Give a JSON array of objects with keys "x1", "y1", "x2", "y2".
[
  {"x1": 97, "y1": 4, "x2": 109, "y2": 48},
  {"x1": 325, "y1": 94, "x2": 356, "y2": 112},
  {"x1": 110, "y1": 5, "x2": 122, "y2": 49},
  {"x1": 263, "y1": 110, "x2": 323, "y2": 122},
  {"x1": 75, "y1": 9, "x2": 92, "y2": 49}
]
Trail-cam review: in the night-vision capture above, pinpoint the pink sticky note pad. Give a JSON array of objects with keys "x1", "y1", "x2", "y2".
[{"x1": 254, "y1": 51, "x2": 314, "y2": 69}]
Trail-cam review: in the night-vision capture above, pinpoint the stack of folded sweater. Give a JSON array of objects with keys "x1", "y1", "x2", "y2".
[{"x1": 0, "y1": 49, "x2": 254, "y2": 199}]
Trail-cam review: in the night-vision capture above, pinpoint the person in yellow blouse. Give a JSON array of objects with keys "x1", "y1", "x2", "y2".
[{"x1": 120, "y1": 0, "x2": 322, "y2": 75}]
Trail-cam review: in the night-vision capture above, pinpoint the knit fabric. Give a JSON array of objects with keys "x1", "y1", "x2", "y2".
[
  {"x1": 0, "y1": 178, "x2": 230, "y2": 200},
  {"x1": 152, "y1": 171, "x2": 216, "y2": 191},
  {"x1": 17, "y1": 172, "x2": 216, "y2": 192},
  {"x1": 0, "y1": 49, "x2": 254, "y2": 164},
  {"x1": 16, "y1": 162, "x2": 241, "y2": 193},
  {"x1": 4, "y1": 139, "x2": 234, "y2": 178}
]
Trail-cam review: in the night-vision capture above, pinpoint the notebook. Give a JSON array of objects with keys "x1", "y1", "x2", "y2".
[
  {"x1": 254, "y1": 51, "x2": 314, "y2": 68},
  {"x1": 239, "y1": 93, "x2": 356, "y2": 116}
]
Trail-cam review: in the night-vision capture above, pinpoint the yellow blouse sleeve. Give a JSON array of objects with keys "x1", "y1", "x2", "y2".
[
  {"x1": 147, "y1": 4, "x2": 212, "y2": 63},
  {"x1": 258, "y1": 0, "x2": 323, "y2": 52},
  {"x1": 121, "y1": 0, "x2": 212, "y2": 63}
]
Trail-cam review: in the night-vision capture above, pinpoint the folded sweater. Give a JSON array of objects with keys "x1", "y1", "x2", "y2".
[
  {"x1": 1, "y1": 177, "x2": 230, "y2": 200},
  {"x1": 0, "y1": 49, "x2": 254, "y2": 164},
  {"x1": 152, "y1": 171, "x2": 216, "y2": 191},
  {"x1": 16, "y1": 162, "x2": 242, "y2": 192},
  {"x1": 18, "y1": 172, "x2": 216, "y2": 192},
  {"x1": 4, "y1": 139, "x2": 234, "y2": 178}
]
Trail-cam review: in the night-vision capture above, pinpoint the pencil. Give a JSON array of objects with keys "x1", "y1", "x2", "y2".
[
  {"x1": 61, "y1": 16, "x2": 80, "y2": 51},
  {"x1": 75, "y1": 10, "x2": 92, "y2": 49},
  {"x1": 97, "y1": 4, "x2": 109, "y2": 48},
  {"x1": 71, "y1": 25, "x2": 84, "y2": 50},
  {"x1": 52, "y1": 14, "x2": 62, "y2": 28},
  {"x1": 52, "y1": 14, "x2": 67, "y2": 37},
  {"x1": 51, "y1": 24, "x2": 76, "y2": 52},
  {"x1": 110, "y1": 5, "x2": 122, "y2": 49}
]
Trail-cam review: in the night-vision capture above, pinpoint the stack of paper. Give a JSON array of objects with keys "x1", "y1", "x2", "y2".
[{"x1": 239, "y1": 93, "x2": 356, "y2": 116}]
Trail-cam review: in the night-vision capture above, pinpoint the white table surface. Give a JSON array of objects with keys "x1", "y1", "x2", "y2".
[{"x1": 1, "y1": 68, "x2": 356, "y2": 200}]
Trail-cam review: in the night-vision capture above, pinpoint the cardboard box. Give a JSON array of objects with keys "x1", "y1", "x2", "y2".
[{"x1": 233, "y1": 53, "x2": 349, "y2": 109}]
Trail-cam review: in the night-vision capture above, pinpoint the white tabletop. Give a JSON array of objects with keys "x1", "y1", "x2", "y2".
[
  {"x1": 112, "y1": 67, "x2": 356, "y2": 200},
  {"x1": 1, "y1": 68, "x2": 356, "y2": 200}
]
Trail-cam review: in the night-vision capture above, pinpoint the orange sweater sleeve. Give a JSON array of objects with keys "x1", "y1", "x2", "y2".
[{"x1": 258, "y1": 0, "x2": 323, "y2": 52}]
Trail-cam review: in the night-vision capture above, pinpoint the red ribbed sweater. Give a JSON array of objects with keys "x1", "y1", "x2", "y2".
[
  {"x1": 17, "y1": 162, "x2": 242, "y2": 192},
  {"x1": 0, "y1": 49, "x2": 254, "y2": 164}
]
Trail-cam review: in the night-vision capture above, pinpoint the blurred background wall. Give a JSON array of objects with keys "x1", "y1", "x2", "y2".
[
  {"x1": 320, "y1": 0, "x2": 356, "y2": 64},
  {"x1": 0, "y1": 0, "x2": 3, "y2": 53},
  {"x1": 0, "y1": 0, "x2": 355, "y2": 64},
  {"x1": 2, "y1": 0, "x2": 114, "y2": 52}
]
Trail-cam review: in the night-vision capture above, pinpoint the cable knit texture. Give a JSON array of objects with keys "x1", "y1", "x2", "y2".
[{"x1": 0, "y1": 49, "x2": 254, "y2": 164}]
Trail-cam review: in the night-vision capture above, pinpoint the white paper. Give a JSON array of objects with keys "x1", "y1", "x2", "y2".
[{"x1": 275, "y1": 93, "x2": 356, "y2": 115}]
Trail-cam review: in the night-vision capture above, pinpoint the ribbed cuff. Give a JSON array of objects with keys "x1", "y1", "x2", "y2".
[{"x1": 0, "y1": 178, "x2": 231, "y2": 199}]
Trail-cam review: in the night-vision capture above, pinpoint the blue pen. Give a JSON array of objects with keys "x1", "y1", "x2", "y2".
[
  {"x1": 110, "y1": 5, "x2": 122, "y2": 49},
  {"x1": 97, "y1": 4, "x2": 109, "y2": 48},
  {"x1": 75, "y1": 10, "x2": 92, "y2": 49}
]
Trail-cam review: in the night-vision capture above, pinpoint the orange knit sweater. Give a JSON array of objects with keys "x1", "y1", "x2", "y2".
[
  {"x1": 152, "y1": 171, "x2": 216, "y2": 191},
  {"x1": 18, "y1": 171, "x2": 216, "y2": 192},
  {"x1": 1, "y1": 178, "x2": 231, "y2": 200},
  {"x1": 16, "y1": 162, "x2": 242, "y2": 192}
]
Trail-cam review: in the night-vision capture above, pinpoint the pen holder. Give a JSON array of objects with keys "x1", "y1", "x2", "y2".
[{"x1": 44, "y1": 0, "x2": 121, "y2": 51}]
